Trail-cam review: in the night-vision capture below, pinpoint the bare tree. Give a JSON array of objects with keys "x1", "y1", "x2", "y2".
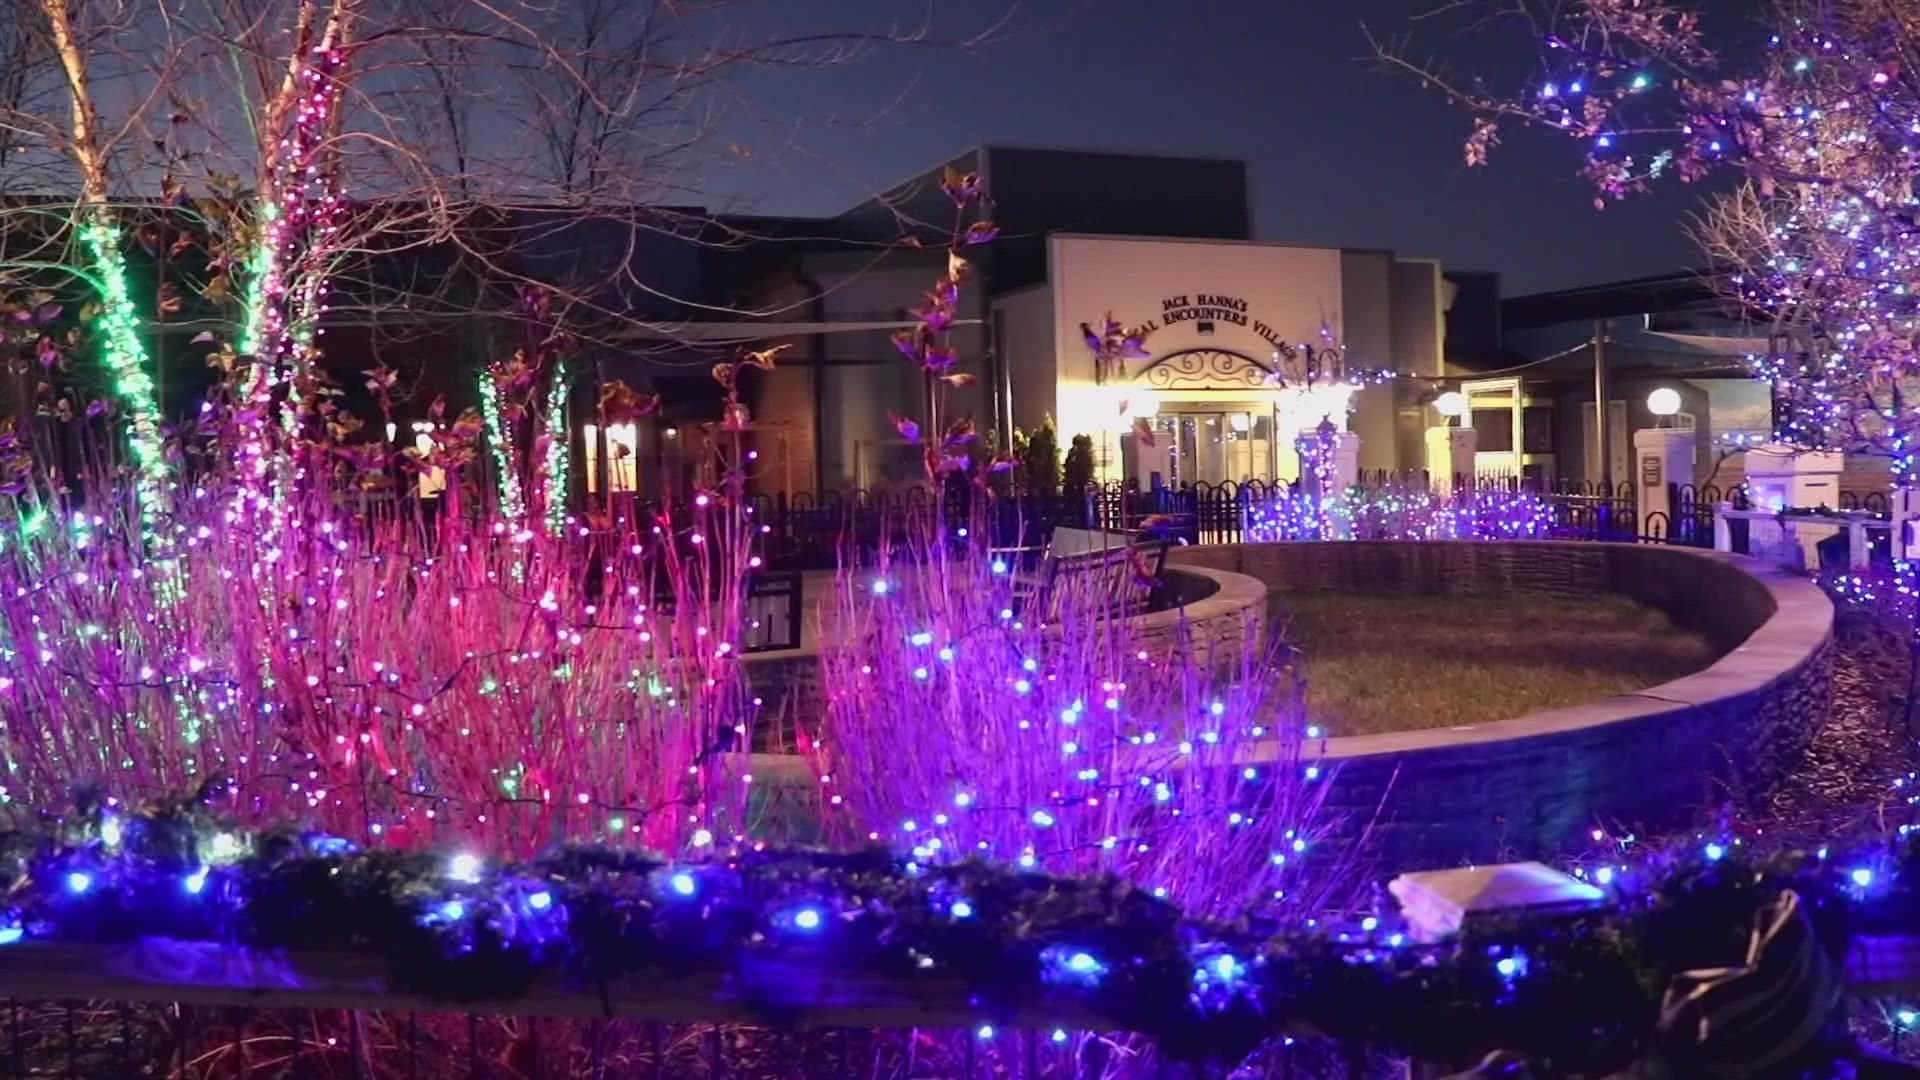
[{"x1": 0, "y1": 0, "x2": 1020, "y2": 510}]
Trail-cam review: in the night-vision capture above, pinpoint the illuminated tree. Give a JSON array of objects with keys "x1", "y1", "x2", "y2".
[
  {"x1": 1372, "y1": 0, "x2": 1920, "y2": 486},
  {"x1": 0, "y1": 0, "x2": 1019, "y2": 548}
]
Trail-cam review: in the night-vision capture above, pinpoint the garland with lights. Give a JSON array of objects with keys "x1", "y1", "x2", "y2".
[
  {"x1": 1244, "y1": 484, "x2": 1557, "y2": 544},
  {"x1": 477, "y1": 367, "x2": 525, "y2": 526},
  {"x1": 5, "y1": 789, "x2": 1919, "y2": 1073},
  {"x1": 75, "y1": 216, "x2": 169, "y2": 527},
  {"x1": 541, "y1": 360, "x2": 571, "y2": 538}
]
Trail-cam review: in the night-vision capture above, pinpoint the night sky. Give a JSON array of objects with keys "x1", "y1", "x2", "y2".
[{"x1": 702, "y1": 0, "x2": 1723, "y2": 296}]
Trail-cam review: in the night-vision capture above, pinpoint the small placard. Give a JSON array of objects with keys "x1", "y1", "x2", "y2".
[{"x1": 1641, "y1": 456, "x2": 1662, "y2": 487}]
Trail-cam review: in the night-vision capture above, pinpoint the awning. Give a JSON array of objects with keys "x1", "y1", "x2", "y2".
[{"x1": 1637, "y1": 331, "x2": 1774, "y2": 356}]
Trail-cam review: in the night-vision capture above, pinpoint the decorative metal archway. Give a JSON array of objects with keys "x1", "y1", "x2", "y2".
[{"x1": 1132, "y1": 348, "x2": 1276, "y2": 390}]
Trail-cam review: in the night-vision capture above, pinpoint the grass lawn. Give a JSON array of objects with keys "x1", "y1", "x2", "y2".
[{"x1": 1277, "y1": 592, "x2": 1724, "y2": 737}]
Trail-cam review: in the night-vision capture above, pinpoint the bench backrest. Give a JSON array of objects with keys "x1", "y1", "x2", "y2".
[{"x1": 1039, "y1": 535, "x2": 1168, "y2": 623}]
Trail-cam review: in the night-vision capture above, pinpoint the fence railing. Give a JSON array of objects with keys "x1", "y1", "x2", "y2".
[
  {"x1": 721, "y1": 474, "x2": 1663, "y2": 567},
  {"x1": 0, "y1": 940, "x2": 1387, "y2": 1078},
  {"x1": 352, "y1": 476, "x2": 1899, "y2": 574},
  {"x1": 0, "y1": 933, "x2": 1912, "y2": 1078}
]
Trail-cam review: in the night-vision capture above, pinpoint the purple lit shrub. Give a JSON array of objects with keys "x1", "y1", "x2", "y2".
[
  {"x1": 1245, "y1": 485, "x2": 1557, "y2": 543},
  {"x1": 0, "y1": 482, "x2": 761, "y2": 858},
  {"x1": 811, "y1": 521, "x2": 1358, "y2": 921}
]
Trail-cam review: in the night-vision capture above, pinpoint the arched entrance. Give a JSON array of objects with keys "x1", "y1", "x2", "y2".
[{"x1": 1128, "y1": 348, "x2": 1283, "y2": 486}]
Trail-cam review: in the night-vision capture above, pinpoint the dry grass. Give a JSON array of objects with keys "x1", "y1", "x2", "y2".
[{"x1": 1277, "y1": 593, "x2": 1723, "y2": 737}]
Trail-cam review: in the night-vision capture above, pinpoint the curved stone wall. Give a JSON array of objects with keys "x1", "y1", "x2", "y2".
[
  {"x1": 742, "y1": 562, "x2": 1272, "y2": 743},
  {"x1": 1169, "y1": 542, "x2": 1835, "y2": 869}
]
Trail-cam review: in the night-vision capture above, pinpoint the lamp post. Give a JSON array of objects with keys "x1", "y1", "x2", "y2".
[
  {"x1": 1634, "y1": 387, "x2": 1693, "y2": 539},
  {"x1": 1426, "y1": 391, "x2": 1475, "y2": 492}
]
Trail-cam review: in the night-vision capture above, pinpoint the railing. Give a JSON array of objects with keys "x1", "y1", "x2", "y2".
[
  {"x1": 1714, "y1": 504, "x2": 1895, "y2": 570},
  {"x1": 0, "y1": 928, "x2": 1912, "y2": 1077},
  {"x1": 357, "y1": 476, "x2": 1902, "y2": 573},
  {"x1": 726, "y1": 474, "x2": 1657, "y2": 565},
  {"x1": 0, "y1": 941, "x2": 1386, "y2": 1078}
]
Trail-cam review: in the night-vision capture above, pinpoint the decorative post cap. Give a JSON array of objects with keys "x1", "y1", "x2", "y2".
[{"x1": 1389, "y1": 861, "x2": 1606, "y2": 943}]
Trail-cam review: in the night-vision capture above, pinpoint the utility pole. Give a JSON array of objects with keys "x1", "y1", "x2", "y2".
[{"x1": 1593, "y1": 320, "x2": 1611, "y2": 491}]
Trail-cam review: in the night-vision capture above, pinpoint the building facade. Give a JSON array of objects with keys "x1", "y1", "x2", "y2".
[
  {"x1": 1446, "y1": 272, "x2": 1891, "y2": 494},
  {"x1": 993, "y1": 235, "x2": 1444, "y2": 487},
  {"x1": 720, "y1": 146, "x2": 1450, "y2": 493}
]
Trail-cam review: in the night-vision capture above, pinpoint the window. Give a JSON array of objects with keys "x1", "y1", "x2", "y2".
[
  {"x1": 583, "y1": 423, "x2": 640, "y2": 494},
  {"x1": 1471, "y1": 409, "x2": 1512, "y2": 452}
]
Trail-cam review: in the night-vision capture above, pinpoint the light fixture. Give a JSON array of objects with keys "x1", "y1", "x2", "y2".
[
  {"x1": 1647, "y1": 387, "x2": 1682, "y2": 417},
  {"x1": 1433, "y1": 391, "x2": 1468, "y2": 418}
]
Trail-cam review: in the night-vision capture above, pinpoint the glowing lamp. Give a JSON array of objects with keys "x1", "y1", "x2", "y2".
[
  {"x1": 1647, "y1": 387, "x2": 1682, "y2": 417},
  {"x1": 447, "y1": 853, "x2": 483, "y2": 883},
  {"x1": 1433, "y1": 391, "x2": 1468, "y2": 418}
]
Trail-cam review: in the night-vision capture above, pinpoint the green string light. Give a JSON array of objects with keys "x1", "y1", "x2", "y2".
[
  {"x1": 542, "y1": 362, "x2": 571, "y2": 537},
  {"x1": 78, "y1": 216, "x2": 170, "y2": 527},
  {"x1": 477, "y1": 369, "x2": 525, "y2": 525}
]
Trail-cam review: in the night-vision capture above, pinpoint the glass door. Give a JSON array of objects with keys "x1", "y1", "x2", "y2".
[{"x1": 1149, "y1": 408, "x2": 1276, "y2": 485}]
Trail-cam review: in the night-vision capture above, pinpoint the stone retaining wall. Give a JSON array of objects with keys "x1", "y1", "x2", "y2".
[
  {"x1": 742, "y1": 563, "x2": 1271, "y2": 742},
  {"x1": 1171, "y1": 542, "x2": 1834, "y2": 869}
]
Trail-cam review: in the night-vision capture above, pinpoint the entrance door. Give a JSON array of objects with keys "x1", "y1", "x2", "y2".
[{"x1": 1145, "y1": 409, "x2": 1277, "y2": 486}]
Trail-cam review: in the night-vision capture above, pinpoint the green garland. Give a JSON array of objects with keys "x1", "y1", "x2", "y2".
[{"x1": 0, "y1": 788, "x2": 1916, "y2": 1072}]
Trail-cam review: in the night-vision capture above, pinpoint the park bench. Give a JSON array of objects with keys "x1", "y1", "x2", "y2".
[{"x1": 999, "y1": 526, "x2": 1169, "y2": 624}]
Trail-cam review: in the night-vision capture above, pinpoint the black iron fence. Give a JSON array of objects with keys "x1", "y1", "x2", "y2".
[
  {"x1": 369, "y1": 475, "x2": 1895, "y2": 576},
  {"x1": 726, "y1": 473, "x2": 1667, "y2": 569},
  {"x1": 0, "y1": 958, "x2": 1400, "y2": 1079}
]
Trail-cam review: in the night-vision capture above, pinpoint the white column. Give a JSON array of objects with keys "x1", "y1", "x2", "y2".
[
  {"x1": 1425, "y1": 425, "x2": 1476, "y2": 492},
  {"x1": 1893, "y1": 488, "x2": 1920, "y2": 561},
  {"x1": 1331, "y1": 432, "x2": 1360, "y2": 491},
  {"x1": 1295, "y1": 433, "x2": 1360, "y2": 496},
  {"x1": 1745, "y1": 443, "x2": 1846, "y2": 565},
  {"x1": 1633, "y1": 428, "x2": 1694, "y2": 539}
]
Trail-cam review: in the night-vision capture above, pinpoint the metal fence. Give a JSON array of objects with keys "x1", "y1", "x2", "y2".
[
  {"x1": 725, "y1": 474, "x2": 1664, "y2": 569},
  {"x1": 0, "y1": 987, "x2": 1395, "y2": 1079},
  {"x1": 732, "y1": 474, "x2": 1908, "y2": 569},
  {"x1": 367, "y1": 476, "x2": 1894, "y2": 577}
]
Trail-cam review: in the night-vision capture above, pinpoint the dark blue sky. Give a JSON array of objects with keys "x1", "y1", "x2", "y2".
[{"x1": 703, "y1": 0, "x2": 1715, "y2": 295}]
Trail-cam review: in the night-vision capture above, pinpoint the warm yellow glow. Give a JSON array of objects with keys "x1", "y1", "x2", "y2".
[
  {"x1": 413, "y1": 431, "x2": 446, "y2": 498},
  {"x1": 1272, "y1": 384, "x2": 1355, "y2": 443},
  {"x1": 584, "y1": 422, "x2": 641, "y2": 494}
]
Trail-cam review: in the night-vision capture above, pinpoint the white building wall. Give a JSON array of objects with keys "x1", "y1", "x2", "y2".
[
  {"x1": 1047, "y1": 234, "x2": 1352, "y2": 482},
  {"x1": 807, "y1": 251, "x2": 987, "y2": 490},
  {"x1": 1340, "y1": 251, "x2": 1396, "y2": 472},
  {"x1": 993, "y1": 284, "x2": 1057, "y2": 435}
]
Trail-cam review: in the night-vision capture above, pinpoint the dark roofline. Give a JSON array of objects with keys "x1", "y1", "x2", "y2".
[
  {"x1": 1502, "y1": 268, "x2": 1731, "y2": 329},
  {"x1": 835, "y1": 143, "x2": 1252, "y2": 218}
]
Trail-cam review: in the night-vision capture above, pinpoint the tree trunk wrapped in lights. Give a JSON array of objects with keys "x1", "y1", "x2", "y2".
[{"x1": 41, "y1": 0, "x2": 170, "y2": 529}]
